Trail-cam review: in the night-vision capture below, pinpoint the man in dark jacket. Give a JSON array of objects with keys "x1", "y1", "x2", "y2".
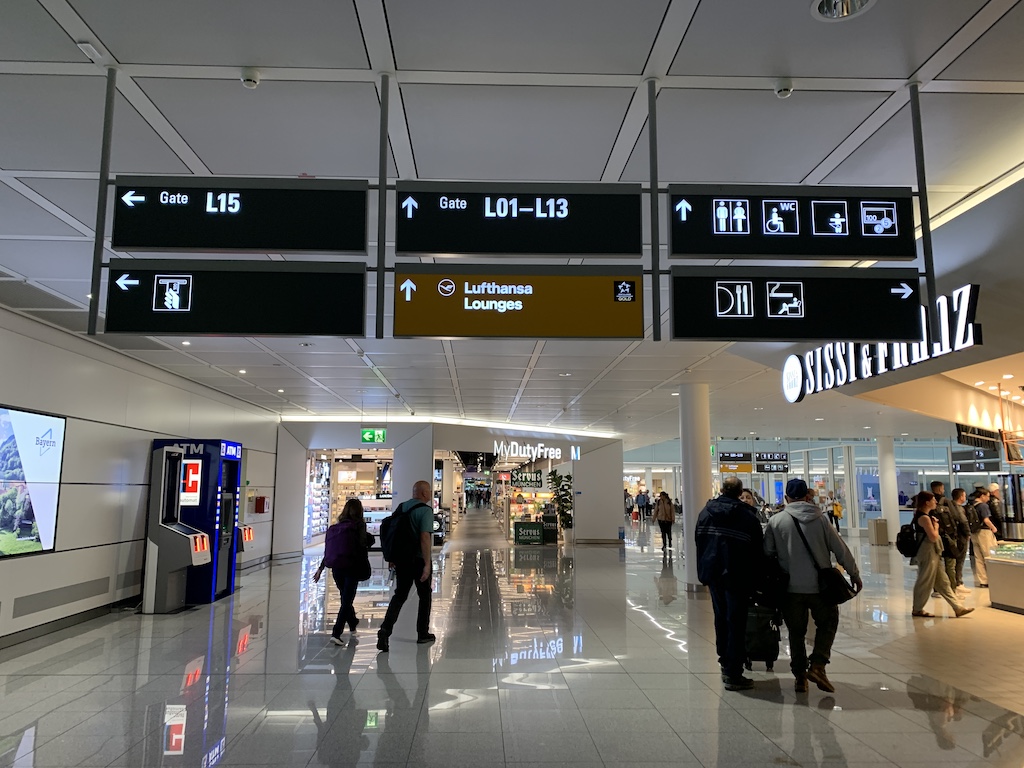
[{"x1": 695, "y1": 476, "x2": 764, "y2": 691}]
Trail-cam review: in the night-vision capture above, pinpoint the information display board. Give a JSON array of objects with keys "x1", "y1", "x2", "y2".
[
  {"x1": 393, "y1": 265, "x2": 644, "y2": 339},
  {"x1": 668, "y1": 184, "x2": 915, "y2": 260},
  {"x1": 670, "y1": 266, "x2": 921, "y2": 341},
  {"x1": 111, "y1": 177, "x2": 367, "y2": 252},
  {"x1": 104, "y1": 260, "x2": 365, "y2": 336},
  {"x1": 395, "y1": 182, "x2": 642, "y2": 256}
]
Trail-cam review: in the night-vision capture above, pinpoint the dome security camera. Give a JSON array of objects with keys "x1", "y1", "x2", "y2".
[
  {"x1": 241, "y1": 67, "x2": 261, "y2": 90},
  {"x1": 774, "y1": 78, "x2": 794, "y2": 99}
]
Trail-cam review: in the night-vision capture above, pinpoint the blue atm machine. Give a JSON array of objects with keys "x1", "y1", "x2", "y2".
[{"x1": 152, "y1": 439, "x2": 243, "y2": 604}]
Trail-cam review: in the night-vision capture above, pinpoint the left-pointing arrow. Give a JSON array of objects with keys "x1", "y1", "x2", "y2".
[
  {"x1": 121, "y1": 190, "x2": 146, "y2": 207},
  {"x1": 115, "y1": 273, "x2": 140, "y2": 291}
]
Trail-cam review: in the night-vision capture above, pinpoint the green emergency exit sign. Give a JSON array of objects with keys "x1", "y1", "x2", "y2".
[{"x1": 361, "y1": 428, "x2": 387, "y2": 444}]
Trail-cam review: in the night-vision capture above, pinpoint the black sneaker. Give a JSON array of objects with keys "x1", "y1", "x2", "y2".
[
  {"x1": 723, "y1": 675, "x2": 754, "y2": 691},
  {"x1": 416, "y1": 633, "x2": 437, "y2": 644},
  {"x1": 376, "y1": 632, "x2": 389, "y2": 653}
]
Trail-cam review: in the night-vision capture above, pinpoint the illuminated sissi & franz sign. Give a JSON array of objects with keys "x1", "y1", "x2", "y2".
[{"x1": 782, "y1": 284, "x2": 980, "y2": 403}]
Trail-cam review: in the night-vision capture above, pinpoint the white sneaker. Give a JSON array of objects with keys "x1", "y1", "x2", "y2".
[{"x1": 957, "y1": 585, "x2": 972, "y2": 594}]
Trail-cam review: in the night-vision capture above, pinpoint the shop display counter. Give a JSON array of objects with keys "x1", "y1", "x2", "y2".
[{"x1": 987, "y1": 543, "x2": 1024, "y2": 614}]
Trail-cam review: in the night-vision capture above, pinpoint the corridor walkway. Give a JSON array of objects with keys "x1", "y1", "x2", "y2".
[{"x1": 0, "y1": 510, "x2": 1023, "y2": 765}]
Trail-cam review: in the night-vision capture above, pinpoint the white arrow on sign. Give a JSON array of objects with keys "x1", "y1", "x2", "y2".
[
  {"x1": 121, "y1": 190, "x2": 146, "y2": 207},
  {"x1": 401, "y1": 196, "x2": 418, "y2": 219},
  {"x1": 890, "y1": 282, "x2": 914, "y2": 300},
  {"x1": 115, "y1": 273, "x2": 140, "y2": 291},
  {"x1": 674, "y1": 198, "x2": 692, "y2": 221},
  {"x1": 399, "y1": 279, "x2": 417, "y2": 301}
]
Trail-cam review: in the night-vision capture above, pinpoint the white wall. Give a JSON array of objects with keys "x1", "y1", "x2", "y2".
[
  {"x1": 239, "y1": 447, "x2": 277, "y2": 567},
  {"x1": 271, "y1": 425, "x2": 307, "y2": 558},
  {"x1": 0, "y1": 308, "x2": 278, "y2": 642},
  {"x1": 567, "y1": 441, "x2": 624, "y2": 544}
]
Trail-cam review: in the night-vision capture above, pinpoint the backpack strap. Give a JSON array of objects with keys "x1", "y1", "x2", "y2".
[{"x1": 787, "y1": 512, "x2": 825, "y2": 570}]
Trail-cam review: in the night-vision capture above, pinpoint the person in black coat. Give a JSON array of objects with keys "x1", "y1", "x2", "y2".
[
  {"x1": 695, "y1": 476, "x2": 765, "y2": 691},
  {"x1": 314, "y1": 499, "x2": 373, "y2": 645}
]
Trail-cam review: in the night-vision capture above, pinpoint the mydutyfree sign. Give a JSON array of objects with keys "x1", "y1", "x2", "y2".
[
  {"x1": 494, "y1": 439, "x2": 581, "y2": 461},
  {"x1": 782, "y1": 284, "x2": 980, "y2": 403}
]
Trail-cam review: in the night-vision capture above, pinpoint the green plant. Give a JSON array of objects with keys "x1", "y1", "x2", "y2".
[{"x1": 547, "y1": 469, "x2": 574, "y2": 530}]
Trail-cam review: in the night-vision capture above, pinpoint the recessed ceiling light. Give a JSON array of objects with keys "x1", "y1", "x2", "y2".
[
  {"x1": 86, "y1": 293, "x2": 93, "y2": 300},
  {"x1": 812, "y1": 0, "x2": 877, "y2": 22},
  {"x1": 989, "y1": 386, "x2": 999, "y2": 391},
  {"x1": 814, "y1": 418, "x2": 824, "y2": 421},
  {"x1": 975, "y1": 381, "x2": 985, "y2": 386},
  {"x1": 754, "y1": 407, "x2": 764, "y2": 411},
  {"x1": 277, "y1": 389, "x2": 284, "y2": 393},
  {"x1": 181, "y1": 341, "x2": 191, "y2": 346},
  {"x1": 559, "y1": 372, "x2": 573, "y2": 377},
  {"x1": 863, "y1": 426, "x2": 871, "y2": 429},
  {"x1": 671, "y1": 392, "x2": 679, "y2": 396},
  {"x1": 300, "y1": 342, "x2": 314, "y2": 347},
  {"x1": 1004, "y1": 374, "x2": 1014, "y2": 380},
  {"x1": 749, "y1": 431, "x2": 757, "y2": 435},
  {"x1": 238, "y1": 369, "x2": 246, "y2": 374},
  {"x1": 901, "y1": 433, "x2": 909, "y2": 436}
]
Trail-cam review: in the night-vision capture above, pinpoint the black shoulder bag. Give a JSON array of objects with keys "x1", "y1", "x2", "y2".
[{"x1": 789, "y1": 514, "x2": 857, "y2": 606}]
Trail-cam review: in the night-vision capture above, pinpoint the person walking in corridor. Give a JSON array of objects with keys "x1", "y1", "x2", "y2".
[
  {"x1": 377, "y1": 480, "x2": 436, "y2": 652},
  {"x1": 313, "y1": 498, "x2": 374, "y2": 645},
  {"x1": 695, "y1": 476, "x2": 764, "y2": 691},
  {"x1": 764, "y1": 478, "x2": 862, "y2": 694},
  {"x1": 910, "y1": 491, "x2": 972, "y2": 619},
  {"x1": 653, "y1": 491, "x2": 675, "y2": 551}
]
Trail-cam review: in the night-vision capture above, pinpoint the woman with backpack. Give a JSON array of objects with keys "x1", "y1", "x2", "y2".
[
  {"x1": 910, "y1": 492, "x2": 973, "y2": 619},
  {"x1": 314, "y1": 499, "x2": 375, "y2": 644}
]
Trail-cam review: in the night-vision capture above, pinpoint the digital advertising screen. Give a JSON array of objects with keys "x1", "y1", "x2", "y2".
[{"x1": 0, "y1": 405, "x2": 66, "y2": 558}]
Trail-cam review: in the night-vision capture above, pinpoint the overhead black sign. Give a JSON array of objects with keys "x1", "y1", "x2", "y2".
[
  {"x1": 668, "y1": 184, "x2": 915, "y2": 260},
  {"x1": 104, "y1": 260, "x2": 365, "y2": 336},
  {"x1": 719, "y1": 451, "x2": 752, "y2": 461},
  {"x1": 671, "y1": 266, "x2": 921, "y2": 342},
  {"x1": 394, "y1": 181, "x2": 642, "y2": 256},
  {"x1": 111, "y1": 177, "x2": 367, "y2": 252},
  {"x1": 755, "y1": 452, "x2": 789, "y2": 462},
  {"x1": 756, "y1": 462, "x2": 790, "y2": 473}
]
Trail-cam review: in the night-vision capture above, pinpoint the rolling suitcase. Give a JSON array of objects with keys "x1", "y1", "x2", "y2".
[{"x1": 744, "y1": 605, "x2": 782, "y2": 672}]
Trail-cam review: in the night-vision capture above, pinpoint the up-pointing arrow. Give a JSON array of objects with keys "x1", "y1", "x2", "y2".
[
  {"x1": 399, "y1": 278, "x2": 417, "y2": 301},
  {"x1": 121, "y1": 190, "x2": 146, "y2": 207},
  {"x1": 401, "y1": 196, "x2": 418, "y2": 218},
  {"x1": 675, "y1": 198, "x2": 692, "y2": 221}
]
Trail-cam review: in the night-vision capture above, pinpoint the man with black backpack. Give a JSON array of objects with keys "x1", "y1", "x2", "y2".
[{"x1": 377, "y1": 480, "x2": 436, "y2": 652}]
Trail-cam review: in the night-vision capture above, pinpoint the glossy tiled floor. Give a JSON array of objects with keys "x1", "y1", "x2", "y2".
[{"x1": 3, "y1": 509, "x2": 1024, "y2": 767}]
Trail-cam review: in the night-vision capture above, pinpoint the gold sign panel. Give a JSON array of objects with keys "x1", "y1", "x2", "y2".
[
  {"x1": 393, "y1": 269, "x2": 643, "y2": 339},
  {"x1": 718, "y1": 462, "x2": 753, "y2": 473}
]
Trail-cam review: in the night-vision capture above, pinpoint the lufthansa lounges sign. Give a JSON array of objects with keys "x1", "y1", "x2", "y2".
[{"x1": 782, "y1": 284, "x2": 980, "y2": 403}]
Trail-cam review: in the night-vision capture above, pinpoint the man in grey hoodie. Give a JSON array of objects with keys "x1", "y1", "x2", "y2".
[{"x1": 764, "y1": 478, "x2": 862, "y2": 694}]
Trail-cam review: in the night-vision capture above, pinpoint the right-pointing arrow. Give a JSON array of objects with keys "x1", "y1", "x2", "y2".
[{"x1": 890, "y1": 282, "x2": 913, "y2": 300}]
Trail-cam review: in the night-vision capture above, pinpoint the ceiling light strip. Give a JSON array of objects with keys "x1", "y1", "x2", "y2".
[
  {"x1": 507, "y1": 341, "x2": 545, "y2": 422},
  {"x1": 280, "y1": 412, "x2": 616, "y2": 438}
]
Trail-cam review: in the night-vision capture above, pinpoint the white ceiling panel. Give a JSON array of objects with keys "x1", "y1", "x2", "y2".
[
  {"x1": 20, "y1": 178, "x2": 113, "y2": 231},
  {"x1": 0, "y1": 76, "x2": 189, "y2": 173},
  {"x1": 0, "y1": 241, "x2": 95, "y2": 280},
  {"x1": 70, "y1": 0, "x2": 369, "y2": 68},
  {"x1": 0, "y1": 184, "x2": 83, "y2": 236},
  {"x1": 940, "y1": 2, "x2": 1024, "y2": 81},
  {"x1": 825, "y1": 93, "x2": 1024, "y2": 189},
  {"x1": 622, "y1": 89, "x2": 889, "y2": 184},
  {"x1": 669, "y1": 1, "x2": 988, "y2": 79},
  {"x1": 387, "y1": 0, "x2": 666, "y2": 74},
  {"x1": 450, "y1": 340, "x2": 538, "y2": 355},
  {"x1": 36, "y1": 278, "x2": 93, "y2": 306},
  {"x1": 136, "y1": 79, "x2": 390, "y2": 177},
  {"x1": 1, "y1": 0, "x2": 87, "y2": 62},
  {"x1": 402, "y1": 84, "x2": 633, "y2": 181}
]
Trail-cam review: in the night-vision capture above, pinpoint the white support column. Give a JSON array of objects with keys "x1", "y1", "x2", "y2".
[
  {"x1": 272, "y1": 425, "x2": 306, "y2": 559},
  {"x1": 392, "y1": 426, "x2": 435, "y2": 510},
  {"x1": 645, "y1": 467, "x2": 653, "y2": 494},
  {"x1": 678, "y1": 384, "x2": 712, "y2": 589},
  {"x1": 877, "y1": 435, "x2": 900, "y2": 543},
  {"x1": 573, "y1": 441, "x2": 625, "y2": 544},
  {"x1": 442, "y1": 458, "x2": 455, "y2": 511}
]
